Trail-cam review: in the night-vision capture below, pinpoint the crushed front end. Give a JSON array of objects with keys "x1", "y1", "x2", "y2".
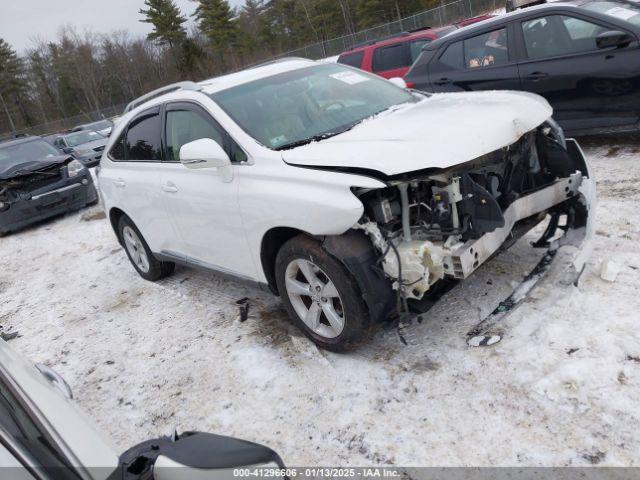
[
  {"x1": 354, "y1": 122, "x2": 595, "y2": 315},
  {"x1": 0, "y1": 158, "x2": 98, "y2": 235}
]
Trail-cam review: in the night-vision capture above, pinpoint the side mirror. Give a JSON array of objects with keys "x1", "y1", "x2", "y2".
[
  {"x1": 596, "y1": 30, "x2": 632, "y2": 49},
  {"x1": 62, "y1": 147, "x2": 75, "y2": 155},
  {"x1": 119, "y1": 432, "x2": 285, "y2": 480},
  {"x1": 389, "y1": 77, "x2": 407, "y2": 89},
  {"x1": 180, "y1": 138, "x2": 231, "y2": 170}
]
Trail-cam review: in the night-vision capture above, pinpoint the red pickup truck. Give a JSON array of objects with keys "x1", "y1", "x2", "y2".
[{"x1": 337, "y1": 16, "x2": 492, "y2": 80}]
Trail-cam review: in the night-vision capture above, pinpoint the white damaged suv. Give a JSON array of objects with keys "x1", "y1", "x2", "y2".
[{"x1": 98, "y1": 59, "x2": 595, "y2": 351}]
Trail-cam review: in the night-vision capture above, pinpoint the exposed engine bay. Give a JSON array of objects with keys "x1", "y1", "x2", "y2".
[{"x1": 353, "y1": 124, "x2": 593, "y2": 306}]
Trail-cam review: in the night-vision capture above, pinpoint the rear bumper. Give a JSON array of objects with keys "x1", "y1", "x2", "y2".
[{"x1": 0, "y1": 171, "x2": 98, "y2": 234}]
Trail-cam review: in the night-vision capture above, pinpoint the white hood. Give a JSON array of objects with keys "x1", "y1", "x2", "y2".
[{"x1": 282, "y1": 91, "x2": 552, "y2": 177}]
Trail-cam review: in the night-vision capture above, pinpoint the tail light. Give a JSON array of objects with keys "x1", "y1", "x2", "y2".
[{"x1": 405, "y1": 81, "x2": 416, "y2": 89}]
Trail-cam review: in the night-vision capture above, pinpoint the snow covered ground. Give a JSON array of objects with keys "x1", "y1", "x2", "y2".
[{"x1": 1, "y1": 136, "x2": 639, "y2": 467}]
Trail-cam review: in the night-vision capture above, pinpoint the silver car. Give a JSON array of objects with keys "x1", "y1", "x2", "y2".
[{"x1": 0, "y1": 339, "x2": 285, "y2": 479}]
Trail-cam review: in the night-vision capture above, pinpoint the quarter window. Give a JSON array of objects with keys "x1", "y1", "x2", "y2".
[
  {"x1": 126, "y1": 112, "x2": 162, "y2": 161},
  {"x1": 109, "y1": 131, "x2": 126, "y2": 160}
]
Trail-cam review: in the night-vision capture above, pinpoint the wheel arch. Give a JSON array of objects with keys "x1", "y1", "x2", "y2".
[
  {"x1": 260, "y1": 227, "x2": 307, "y2": 295},
  {"x1": 109, "y1": 207, "x2": 126, "y2": 246}
]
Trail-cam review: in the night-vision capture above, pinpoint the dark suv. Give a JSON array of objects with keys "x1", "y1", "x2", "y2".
[
  {"x1": 0, "y1": 136, "x2": 98, "y2": 235},
  {"x1": 405, "y1": 0, "x2": 640, "y2": 135},
  {"x1": 337, "y1": 16, "x2": 492, "y2": 79}
]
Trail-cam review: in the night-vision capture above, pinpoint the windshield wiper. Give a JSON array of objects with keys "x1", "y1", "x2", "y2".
[
  {"x1": 274, "y1": 104, "x2": 407, "y2": 151},
  {"x1": 275, "y1": 132, "x2": 342, "y2": 151}
]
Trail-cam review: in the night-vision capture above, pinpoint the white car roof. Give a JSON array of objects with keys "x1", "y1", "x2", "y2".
[{"x1": 199, "y1": 58, "x2": 316, "y2": 95}]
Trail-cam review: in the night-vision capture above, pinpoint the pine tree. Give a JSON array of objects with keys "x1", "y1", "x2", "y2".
[
  {"x1": 0, "y1": 39, "x2": 27, "y2": 132},
  {"x1": 139, "y1": 0, "x2": 187, "y2": 49},
  {"x1": 193, "y1": 0, "x2": 238, "y2": 51}
]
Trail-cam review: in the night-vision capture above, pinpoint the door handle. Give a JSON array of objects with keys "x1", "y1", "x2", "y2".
[
  {"x1": 162, "y1": 182, "x2": 178, "y2": 193},
  {"x1": 524, "y1": 72, "x2": 549, "y2": 82},
  {"x1": 434, "y1": 78, "x2": 452, "y2": 86},
  {"x1": 114, "y1": 178, "x2": 126, "y2": 188}
]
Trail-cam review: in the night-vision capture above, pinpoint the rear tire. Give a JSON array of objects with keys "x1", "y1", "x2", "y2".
[
  {"x1": 275, "y1": 235, "x2": 370, "y2": 351},
  {"x1": 118, "y1": 215, "x2": 174, "y2": 281}
]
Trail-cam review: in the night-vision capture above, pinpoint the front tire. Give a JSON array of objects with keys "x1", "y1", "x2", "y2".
[
  {"x1": 118, "y1": 215, "x2": 175, "y2": 281},
  {"x1": 275, "y1": 235, "x2": 370, "y2": 351}
]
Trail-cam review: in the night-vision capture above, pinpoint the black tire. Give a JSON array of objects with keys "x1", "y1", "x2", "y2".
[
  {"x1": 275, "y1": 235, "x2": 370, "y2": 352},
  {"x1": 117, "y1": 215, "x2": 175, "y2": 281}
]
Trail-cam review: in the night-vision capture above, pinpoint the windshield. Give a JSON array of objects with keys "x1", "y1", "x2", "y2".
[
  {"x1": 0, "y1": 140, "x2": 60, "y2": 165},
  {"x1": 584, "y1": 0, "x2": 640, "y2": 25},
  {"x1": 87, "y1": 120, "x2": 112, "y2": 130},
  {"x1": 210, "y1": 63, "x2": 416, "y2": 150},
  {"x1": 65, "y1": 130, "x2": 104, "y2": 147}
]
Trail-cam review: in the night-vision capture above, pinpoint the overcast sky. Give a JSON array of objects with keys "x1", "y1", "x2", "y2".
[{"x1": 1, "y1": 0, "x2": 244, "y2": 53}]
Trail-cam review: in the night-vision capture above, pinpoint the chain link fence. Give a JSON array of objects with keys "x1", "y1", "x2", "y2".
[
  {"x1": 1, "y1": 104, "x2": 126, "y2": 142},
  {"x1": 2, "y1": 0, "x2": 502, "y2": 140},
  {"x1": 274, "y1": 0, "x2": 502, "y2": 60}
]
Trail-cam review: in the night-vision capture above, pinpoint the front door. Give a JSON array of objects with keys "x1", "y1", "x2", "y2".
[
  {"x1": 160, "y1": 101, "x2": 256, "y2": 279},
  {"x1": 517, "y1": 13, "x2": 640, "y2": 131}
]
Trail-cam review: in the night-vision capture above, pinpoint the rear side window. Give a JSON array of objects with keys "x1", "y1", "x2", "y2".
[
  {"x1": 338, "y1": 51, "x2": 364, "y2": 68},
  {"x1": 464, "y1": 28, "x2": 509, "y2": 68},
  {"x1": 439, "y1": 41, "x2": 464, "y2": 69},
  {"x1": 372, "y1": 43, "x2": 409, "y2": 72}
]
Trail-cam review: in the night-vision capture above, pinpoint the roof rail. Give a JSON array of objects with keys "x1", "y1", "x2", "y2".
[
  {"x1": 123, "y1": 81, "x2": 203, "y2": 114},
  {"x1": 348, "y1": 32, "x2": 412, "y2": 51}
]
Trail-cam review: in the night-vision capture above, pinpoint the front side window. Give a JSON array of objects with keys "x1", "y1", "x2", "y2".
[
  {"x1": 125, "y1": 112, "x2": 162, "y2": 161},
  {"x1": 210, "y1": 64, "x2": 416, "y2": 150},
  {"x1": 522, "y1": 15, "x2": 608, "y2": 59},
  {"x1": 165, "y1": 109, "x2": 224, "y2": 162},
  {"x1": 372, "y1": 43, "x2": 409, "y2": 71},
  {"x1": 337, "y1": 51, "x2": 364, "y2": 68},
  {"x1": 464, "y1": 28, "x2": 509, "y2": 68}
]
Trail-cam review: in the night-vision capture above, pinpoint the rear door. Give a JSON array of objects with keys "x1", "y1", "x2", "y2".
[
  {"x1": 516, "y1": 12, "x2": 640, "y2": 131},
  {"x1": 104, "y1": 107, "x2": 177, "y2": 254},
  {"x1": 428, "y1": 25, "x2": 522, "y2": 92}
]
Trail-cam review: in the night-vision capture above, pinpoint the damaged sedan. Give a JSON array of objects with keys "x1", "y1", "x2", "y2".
[
  {"x1": 0, "y1": 136, "x2": 98, "y2": 235},
  {"x1": 99, "y1": 59, "x2": 595, "y2": 351}
]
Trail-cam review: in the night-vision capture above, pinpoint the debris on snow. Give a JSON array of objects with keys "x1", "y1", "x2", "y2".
[
  {"x1": 600, "y1": 259, "x2": 621, "y2": 282},
  {"x1": 236, "y1": 297, "x2": 250, "y2": 322},
  {"x1": 80, "y1": 207, "x2": 107, "y2": 222}
]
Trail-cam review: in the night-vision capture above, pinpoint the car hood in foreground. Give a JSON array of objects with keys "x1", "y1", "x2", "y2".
[
  {"x1": 0, "y1": 155, "x2": 70, "y2": 180},
  {"x1": 282, "y1": 91, "x2": 552, "y2": 177}
]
